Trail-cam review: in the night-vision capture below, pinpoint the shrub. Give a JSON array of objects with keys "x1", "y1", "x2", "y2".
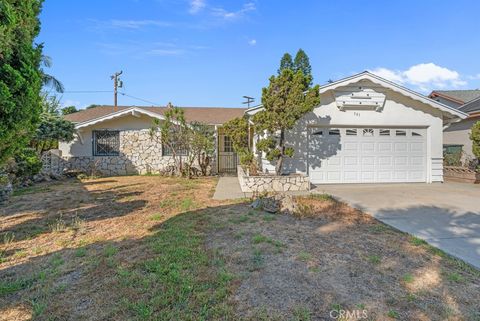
[
  {"x1": 13, "y1": 148, "x2": 42, "y2": 179},
  {"x1": 470, "y1": 121, "x2": 480, "y2": 171}
]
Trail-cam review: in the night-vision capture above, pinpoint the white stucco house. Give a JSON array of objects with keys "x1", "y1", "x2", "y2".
[
  {"x1": 247, "y1": 72, "x2": 468, "y2": 184},
  {"x1": 429, "y1": 90, "x2": 480, "y2": 161},
  {"x1": 59, "y1": 71, "x2": 467, "y2": 184}
]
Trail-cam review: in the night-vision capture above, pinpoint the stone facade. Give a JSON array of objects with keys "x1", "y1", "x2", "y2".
[
  {"x1": 44, "y1": 129, "x2": 213, "y2": 176},
  {"x1": 237, "y1": 166, "x2": 310, "y2": 193}
]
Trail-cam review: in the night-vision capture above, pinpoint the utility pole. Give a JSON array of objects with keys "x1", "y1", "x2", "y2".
[
  {"x1": 111, "y1": 70, "x2": 123, "y2": 112},
  {"x1": 242, "y1": 95, "x2": 255, "y2": 108}
]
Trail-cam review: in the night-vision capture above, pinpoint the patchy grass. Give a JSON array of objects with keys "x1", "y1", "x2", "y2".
[{"x1": 0, "y1": 176, "x2": 479, "y2": 320}]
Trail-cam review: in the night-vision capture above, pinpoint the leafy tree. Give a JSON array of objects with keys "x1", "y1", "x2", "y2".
[
  {"x1": 86, "y1": 104, "x2": 99, "y2": 109},
  {"x1": 150, "y1": 103, "x2": 190, "y2": 176},
  {"x1": 471, "y1": 121, "x2": 480, "y2": 170},
  {"x1": 253, "y1": 68, "x2": 320, "y2": 175},
  {"x1": 0, "y1": 0, "x2": 44, "y2": 166},
  {"x1": 62, "y1": 106, "x2": 78, "y2": 115},
  {"x1": 32, "y1": 95, "x2": 75, "y2": 153},
  {"x1": 222, "y1": 116, "x2": 257, "y2": 174},
  {"x1": 188, "y1": 122, "x2": 215, "y2": 176},
  {"x1": 278, "y1": 53, "x2": 293, "y2": 74}
]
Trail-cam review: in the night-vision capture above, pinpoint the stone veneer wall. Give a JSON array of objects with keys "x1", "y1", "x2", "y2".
[
  {"x1": 237, "y1": 166, "x2": 310, "y2": 193},
  {"x1": 44, "y1": 129, "x2": 213, "y2": 176}
]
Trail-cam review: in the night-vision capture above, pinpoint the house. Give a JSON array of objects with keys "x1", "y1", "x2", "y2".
[
  {"x1": 247, "y1": 71, "x2": 468, "y2": 184},
  {"x1": 428, "y1": 90, "x2": 480, "y2": 161},
  {"x1": 61, "y1": 71, "x2": 468, "y2": 184},
  {"x1": 60, "y1": 106, "x2": 246, "y2": 176}
]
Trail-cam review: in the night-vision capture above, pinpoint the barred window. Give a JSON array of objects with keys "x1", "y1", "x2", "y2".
[
  {"x1": 224, "y1": 136, "x2": 234, "y2": 152},
  {"x1": 92, "y1": 130, "x2": 120, "y2": 156},
  {"x1": 162, "y1": 142, "x2": 188, "y2": 156}
]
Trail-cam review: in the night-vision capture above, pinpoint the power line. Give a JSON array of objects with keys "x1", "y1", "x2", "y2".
[
  {"x1": 63, "y1": 90, "x2": 113, "y2": 93},
  {"x1": 119, "y1": 92, "x2": 161, "y2": 106}
]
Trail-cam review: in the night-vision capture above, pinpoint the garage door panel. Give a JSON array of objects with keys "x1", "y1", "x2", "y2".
[{"x1": 309, "y1": 126, "x2": 427, "y2": 184}]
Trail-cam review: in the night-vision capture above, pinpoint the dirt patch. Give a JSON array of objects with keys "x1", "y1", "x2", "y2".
[{"x1": 206, "y1": 195, "x2": 480, "y2": 321}]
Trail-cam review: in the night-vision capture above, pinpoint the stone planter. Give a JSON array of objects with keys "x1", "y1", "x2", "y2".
[
  {"x1": 444, "y1": 166, "x2": 480, "y2": 184},
  {"x1": 237, "y1": 165, "x2": 310, "y2": 193}
]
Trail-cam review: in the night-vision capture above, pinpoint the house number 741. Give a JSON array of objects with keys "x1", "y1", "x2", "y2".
[{"x1": 354, "y1": 112, "x2": 361, "y2": 117}]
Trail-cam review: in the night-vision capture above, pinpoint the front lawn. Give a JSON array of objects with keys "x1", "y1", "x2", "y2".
[{"x1": 0, "y1": 176, "x2": 479, "y2": 320}]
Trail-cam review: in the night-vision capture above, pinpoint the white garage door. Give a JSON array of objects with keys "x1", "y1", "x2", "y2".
[{"x1": 308, "y1": 127, "x2": 427, "y2": 184}]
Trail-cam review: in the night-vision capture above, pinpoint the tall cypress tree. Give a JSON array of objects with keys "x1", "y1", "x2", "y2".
[
  {"x1": 278, "y1": 53, "x2": 293, "y2": 74},
  {"x1": 0, "y1": 0, "x2": 44, "y2": 165},
  {"x1": 293, "y1": 49, "x2": 312, "y2": 75}
]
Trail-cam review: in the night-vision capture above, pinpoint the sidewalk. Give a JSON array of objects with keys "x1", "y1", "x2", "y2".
[{"x1": 212, "y1": 176, "x2": 248, "y2": 200}]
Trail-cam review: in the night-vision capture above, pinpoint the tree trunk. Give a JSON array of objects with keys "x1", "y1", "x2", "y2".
[{"x1": 275, "y1": 129, "x2": 285, "y2": 175}]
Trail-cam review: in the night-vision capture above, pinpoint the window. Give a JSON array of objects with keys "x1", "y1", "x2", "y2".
[
  {"x1": 395, "y1": 130, "x2": 406, "y2": 136},
  {"x1": 412, "y1": 131, "x2": 422, "y2": 137},
  {"x1": 162, "y1": 141, "x2": 188, "y2": 156},
  {"x1": 224, "y1": 135, "x2": 234, "y2": 152},
  {"x1": 328, "y1": 129, "x2": 340, "y2": 136},
  {"x1": 312, "y1": 130, "x2": 323, "y2": 136},
  {"x1": 346, "y1": 129, "x2": 357, "y2": 136},
  {"x1": 362, "y1": 128, "x2": 374, "y2": 137},
  {"x1": 93, "y1": 130, "x2": 119, "y2": 156},
  {"x1": 379, "y1": 129, "x2": 390, "y2": 136}
]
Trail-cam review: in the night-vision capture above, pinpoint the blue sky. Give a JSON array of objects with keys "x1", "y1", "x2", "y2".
[{"x1": 38, "y1": 0, "x2": 480, "y2": 109}]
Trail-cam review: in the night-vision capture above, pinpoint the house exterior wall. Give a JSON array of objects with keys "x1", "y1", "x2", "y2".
[
  {"x1": 58, "y1": 114, "x2": 216, "y2": 176},
  {"x1": 260, "y1": 80, "x2": 445, "y2": 183},
  {"x1": 444, "y1": 117, "x2": 478, "y2": 159}
]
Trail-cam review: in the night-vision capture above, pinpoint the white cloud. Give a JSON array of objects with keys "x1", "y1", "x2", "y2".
[
  {"x1": 248, "y1": 39, "x2": 257, "y2": 46},
  {"x1": 146, "y1": 48, "x2": 186, "y2": 56},
  {"x1": 189, "y1": 0, "x2": 206, "y2": 14},
  {"x1": 211, "y1": 2, "x2": 256, "y2": 20},
  {"x1": 369, "y1": 63, "x2": 467, "y2": 92}
]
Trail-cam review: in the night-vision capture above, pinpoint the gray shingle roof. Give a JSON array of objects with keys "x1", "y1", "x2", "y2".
[
  {"x1": 432, "y1": 90, "x2": 480, "y2": 104},
  {"x1": 460, "y1": 97, "x2": 480, "y2": 113}
]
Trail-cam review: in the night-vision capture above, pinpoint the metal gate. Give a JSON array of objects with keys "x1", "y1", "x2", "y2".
[{"x1": 218, "y1": 152, "x2": 238, "y2": 174}]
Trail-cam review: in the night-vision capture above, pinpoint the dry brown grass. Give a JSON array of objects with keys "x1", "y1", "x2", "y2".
[{"x1": 0, "y1": 176, "x2": 479, "y2": 321}]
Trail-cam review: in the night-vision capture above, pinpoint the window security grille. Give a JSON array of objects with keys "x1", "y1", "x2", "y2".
[{"x1": 93, "y1": 130, "x2": 120, "y2": 156}]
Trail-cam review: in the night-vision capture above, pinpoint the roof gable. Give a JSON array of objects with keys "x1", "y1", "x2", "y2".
[{"x1": 320, "y1": 71, "x2": 468, "y2": 120}]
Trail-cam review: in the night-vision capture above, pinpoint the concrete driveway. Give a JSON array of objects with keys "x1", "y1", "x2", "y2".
[{"x1": 312, "y1": 182, "x2": 480, "y2": 269}]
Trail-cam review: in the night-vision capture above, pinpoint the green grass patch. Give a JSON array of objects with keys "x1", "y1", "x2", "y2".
[
  {"x1": 75, "y1": 247, "x2": 87, "y2": 258},
  {"x1": 180, "y1": 197, "x2": 194, "y2": 211},
  {"x1": 104, "y1": 245, "x2": 118, "y2": 257},
  {"x1": 387, "y1": 309, "x2": 399, "y2": 319},
  {"x1": 0, "y1": 277, "x2": 36, "y2": 297},
  {"x1": 12, "y1": 186, "x2": 51, "y2": 196},
  {"x1": 150, "y1": 213, "x2": 164, "y2": 221},
  {"x1": 409, "y1": 236, "x2": 427, "y2": 246},
  {"x1": 402, "y1": 273, "x2": 414, "y2": 283},
  {"x1": 368, "y1": 255, "x2": 381, "y2": 265},
  {"x1": 117, "y1": 211, "x2": 237, "y2": 320},
  {"x1": 297, "y1": 251, "x2": 313, "y2": 262},
  {"x1": 446, "y1": 272, "x2": 465, "y2": 283},
  {"x1": 307, "y1": 193, "x2": 334, "y2": 202}
]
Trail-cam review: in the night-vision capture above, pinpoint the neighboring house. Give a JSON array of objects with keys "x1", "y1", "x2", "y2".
[
  {"x1": 61, "y1": 71, "x2": 467, "y2": 184},
  {"x1": 247, "y1": 71, "x2": 467, "y2": 184},
  {"x1": 60, "y1": 106, "x2": 246, "y2": 176},
  {"x1": 429, "y1": 90, "x2": 480, "y2": 161}
]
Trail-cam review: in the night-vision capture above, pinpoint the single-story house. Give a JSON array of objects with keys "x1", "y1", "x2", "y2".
[
  {"x1": 247, "y1": 71, "x2": 467, "y2": 184},
  {"x1": 60, "y1": 71, "x2": 467, "y2": 183},
  {"x1": 428, "y1": 90, "x2": 480, "y2": 161},
  {"x1": 60, "y1": 106, "x2": 247, "y2": 176}
]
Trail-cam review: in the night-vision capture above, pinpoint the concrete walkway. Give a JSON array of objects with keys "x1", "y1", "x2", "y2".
[
  {"x1": 313, "y1": 182, "x2": 480, "y2": 269},
  {"x1": 212, "y1": 176, "x2": 248, "y2": 200}
]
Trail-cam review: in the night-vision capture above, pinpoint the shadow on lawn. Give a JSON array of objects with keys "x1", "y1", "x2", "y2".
[
  {"x1": 0, "y1": 179, "x2": 147, "y2": 242},
  {"x1": 1, "y1": 179, "x2": 479, "y2": 320}
]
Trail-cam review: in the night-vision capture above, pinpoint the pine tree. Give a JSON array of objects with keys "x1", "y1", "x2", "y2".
[
  {"x1": 293, "y1": 49, "x2": 312, "y2": 79},
  {"x1": 278, "y1": 53, "x2": 294, "y2": 74}
]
